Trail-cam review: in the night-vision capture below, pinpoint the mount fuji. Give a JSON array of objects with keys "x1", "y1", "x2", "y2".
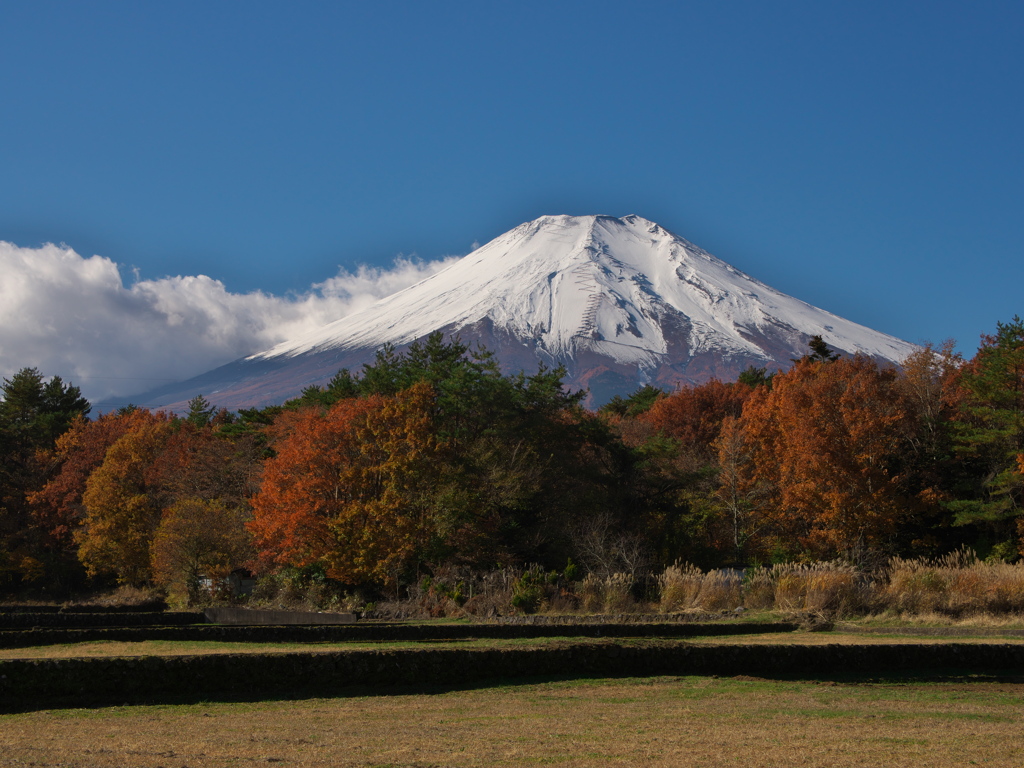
[{"x1": 123, "y1": 214, "x2": 918, "y2": 410}]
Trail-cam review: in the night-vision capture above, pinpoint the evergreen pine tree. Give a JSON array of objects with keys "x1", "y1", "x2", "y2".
[{"x1": 948, "y1": 316, "x2": 1024, "y2": 531}]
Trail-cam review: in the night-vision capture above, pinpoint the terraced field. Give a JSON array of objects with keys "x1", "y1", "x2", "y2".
[{"x1": 2, "y1": 611, "x2": 1023, "y2": 766}]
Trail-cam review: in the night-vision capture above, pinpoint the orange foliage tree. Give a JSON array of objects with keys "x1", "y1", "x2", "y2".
[
  {"x1": 326, "y1": 382, "x2": 443, "y2": 586},
  {"x1": 249, "y1": 397, "x2": 381, "y2": 574},
  {"x1": 43, "y1": 406, "x2": 262, "y2": 588},
  {"x1": 31, "y1": 409, "x2": 157, "y2": 553},
  {"x1": 146, "y1": 420, "x2": 262, "y2": 512},
  {"x1": 735, "y1": 356, "x2": 921, "y2": 560},
  {"x1": 250, "y1": 383, "x2": 443, "y2": 588}
]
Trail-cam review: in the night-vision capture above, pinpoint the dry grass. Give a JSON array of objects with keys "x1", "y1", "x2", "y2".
[
  {"x1": 0, "y1": 636, "x2": 598, "y2": 660},
  {"x1": 658, "y1": 562, "x2": 704, "y2": 611},
  {"x1": 659, "y1": 561, "x2": 870, "y2": 616},
  {"x1": 655, "y1": 554, "x2": 1024, "y2": 620},
  {"x1": 0, "y1": 585, "x2": 166, "y2": 612},
  {"x1": 2, "y1": 675, "x2": 1023, "y2": 767},
  {"x1": 881, "y1": 552, "x2": 1024, "y2": 617},
  {"x1": 579, "y1": 573, "x2": 636, "y2": 613},
  {"x1": 187, "y1": 556, "x2": 1024, "y2": 622},
  {"x1": 4, "y1": 631, "x2": 1024, "y2": 662},
  {"x1": 658, "y1": 564, "x2": 743, "y2": 612},
  {"x1": 686, "y1": 632, "x2": 1024, "y2": 646},
  {"x1": 849, "y1": 611, "x2": 1024, "y2": 629}
]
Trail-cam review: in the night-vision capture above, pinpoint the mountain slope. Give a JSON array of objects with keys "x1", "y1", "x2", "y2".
[{"x1": 121, "y1": 214, "x2": 918, "y2": 410}]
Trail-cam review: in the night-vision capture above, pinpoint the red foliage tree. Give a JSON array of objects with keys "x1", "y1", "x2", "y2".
[{"x1": 640, "y1": 379, "x2": 753, "y2": 460}]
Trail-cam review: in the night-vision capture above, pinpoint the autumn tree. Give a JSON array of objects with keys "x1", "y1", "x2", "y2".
[
  {"x1": 249, "y1": 396, "x2": 386, "y2": 577},
  {"x1": 29, "y1": 408, "x2": 155, "y2": 586},
  {"x1": 151, "y1": 498, "x2": 252, "y2": 606},
  {"x1": 250, "y1": 386, "x2": 444, "y2": 589},
  {"x1": 256, "y1": 336, "x2": 618, "y2": 586},
  {"x1": 714, "y1": 415, "x2": 770, "y2": 561},
  {"x1": 148, "y1": 420, "x2": 262, "y2": 511},
  {"x1": 325, "y1": 382, "x2": 444, "y2": 586},
  {"x1": 1018, "y1": 453, "x2": 1024, "y2": 555},
  {"x1": 889, "y1": 340, "x2": 967, "y2": 552},
  {"x1": 640, "y1": 379, "x2": 752, "y2": 462},
  {"x1": 76, "y1": 413, "x2": 175, "y2": 584},
  {"x1": 899, "y1": 341, "x2": 964, "y2": 460},
  {"x1": 32, "y1": 402, "x2": 262, "y2": 591},
  {"x1": 616, "y1": 379, "x2": 756, "y2": 564},
  {"x1": 735, "y1": 356, "x2": 922, "y2": 560},
  {"x1": 315, "y1": 335, "x2": 610, "y2": 572}
]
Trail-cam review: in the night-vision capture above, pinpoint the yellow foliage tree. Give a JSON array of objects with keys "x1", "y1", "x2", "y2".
[
  {"x1": 151, "y1": 497, "x2": 252, "y2": 606},
  {"x1": 76, "y1": 413, "x2": 174, "y2": 584},
  {"x1": 326, "y1": 381, "x2": 442, "y2": 586}
]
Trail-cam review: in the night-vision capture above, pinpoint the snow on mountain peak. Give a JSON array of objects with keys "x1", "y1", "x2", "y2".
[{"x1": 251, "y1": 214, "x2": 916, "y2": 372}]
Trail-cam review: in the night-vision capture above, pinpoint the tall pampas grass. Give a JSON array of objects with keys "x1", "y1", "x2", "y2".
[
  {"x1": 580, "y1": 572, "x2": 637, "y2": 613},
  {"x1": 882, "y1": 550, "x2": 1024, "y2": 617},
  {"x1": 656, "y1": 550, "x2": 1024, "y2": 619},
  {"x1": 658, "y1": 562, "x2": 743, "y2": 612}
]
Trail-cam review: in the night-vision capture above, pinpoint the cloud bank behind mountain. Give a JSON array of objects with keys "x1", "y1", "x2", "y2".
[{"x1": 0, "y1": 241, "x2": 459, "y2": 404}]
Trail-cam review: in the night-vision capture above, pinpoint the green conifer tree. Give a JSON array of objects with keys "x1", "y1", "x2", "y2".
[{"x1": 948, "y1": 317, "x2": 1024, "y2": 532}]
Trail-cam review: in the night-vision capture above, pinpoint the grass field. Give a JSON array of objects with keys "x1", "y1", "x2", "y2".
[
  {"x1": 4, "y1": 617, "x2": 1024, "y2": 766},
  {"x1": 2, "y1": 674, "x2": 1022, "y2": 767},
  {"x1": 3, "y1": 630, "x2": 1024, "y2": 660}
]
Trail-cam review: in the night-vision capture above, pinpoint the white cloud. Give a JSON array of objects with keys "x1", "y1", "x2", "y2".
[{"x1": 0, "y1": 241, "x2": 459, "y2": 402}]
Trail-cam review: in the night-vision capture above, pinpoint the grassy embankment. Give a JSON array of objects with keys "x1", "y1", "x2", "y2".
[{"x1": 3, "y1": 625, "x2": 1024, "y2": 661}]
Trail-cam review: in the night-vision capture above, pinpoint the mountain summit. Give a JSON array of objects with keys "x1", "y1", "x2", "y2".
[{"x1": 125, "y1": 214, "x2": 918, "y2": 409}]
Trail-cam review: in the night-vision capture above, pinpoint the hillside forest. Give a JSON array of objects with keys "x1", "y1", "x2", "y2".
[{"x1": 1, "y1": 317, "x2": 1023, "y2": 608}]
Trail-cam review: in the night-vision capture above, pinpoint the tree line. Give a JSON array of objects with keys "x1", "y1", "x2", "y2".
[{"x1": 2, "y1": 318, "x2": 1022, "y2": 603}]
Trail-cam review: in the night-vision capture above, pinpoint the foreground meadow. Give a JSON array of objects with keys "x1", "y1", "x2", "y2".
[{"x1": 2, "y1": 675, "x2": 1022, "y2": 767}]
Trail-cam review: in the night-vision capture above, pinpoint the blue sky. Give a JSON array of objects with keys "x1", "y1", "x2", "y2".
[{"x1": 1, "y1": 1, "x2": 1022, "y2": 400}]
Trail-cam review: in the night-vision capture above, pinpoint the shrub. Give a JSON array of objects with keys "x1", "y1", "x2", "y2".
[{"x1": 510, "y1": 565, "x2": 546, "y2": 614}]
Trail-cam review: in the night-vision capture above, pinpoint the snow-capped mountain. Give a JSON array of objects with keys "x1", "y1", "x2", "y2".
[{"x1": 124, "y1": 214, "x2": 918, "y2": 410}]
